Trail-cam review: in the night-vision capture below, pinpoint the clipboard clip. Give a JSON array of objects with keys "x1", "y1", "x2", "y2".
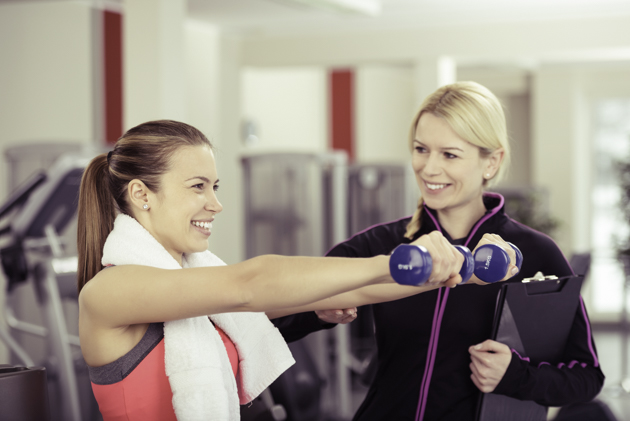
[{"x1": 522, "y1": 271, "x2": 559, "y2": 283}]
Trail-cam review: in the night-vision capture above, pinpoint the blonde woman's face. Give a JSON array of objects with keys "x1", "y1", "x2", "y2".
[
  {"x1": 412, "y1": 113, "x2": 496, "y2": 216},
  {"x1": 144, "y1": 145, "x2": 223, "y2": 263}
]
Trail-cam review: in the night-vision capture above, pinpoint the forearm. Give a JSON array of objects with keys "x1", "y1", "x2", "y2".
[
  {"x1": 492, "y1": 296, "x2": 604, "y2": 406},
  {"x1": 271, "y1": 312, "x2": 336, "y2": 342},
  {"x1": 266, "y1": 279, "x2": 445, "y2": 319},
  {"x1": 237, "y1": 254, "x2": 392, "y2": 313},
  {"x1": 493, "y1": 352, "x2": 604, "y2": 406}
]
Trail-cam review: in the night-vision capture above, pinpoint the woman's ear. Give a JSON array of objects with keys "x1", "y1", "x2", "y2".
[
  {"x1": 484, "y1": 148, "x2": 505, "y2": 179},
  {"x1": 127, "y1": 179, "x2": 151, "y2": 212}
]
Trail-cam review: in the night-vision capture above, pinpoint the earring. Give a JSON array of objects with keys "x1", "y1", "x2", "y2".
[
  {"x1": 143, "y1": 204, "x2": 149, "y2": 210},
  {"x1": 486, "y1": 174, "x2": 491, "y2": 179}
]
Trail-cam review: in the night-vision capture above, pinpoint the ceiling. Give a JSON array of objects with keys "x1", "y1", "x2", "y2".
[
  {"x1": 187, "y1": 0, "x2": 630, "y2": 36},
  {"x1": 2, "y1": 0, "x2": 629, "y2": 37}
]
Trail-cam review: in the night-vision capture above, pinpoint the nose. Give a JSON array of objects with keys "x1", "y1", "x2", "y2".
[
  {"x1": 205, "y1": 191, "x2": 223, "y2": 214},
  {"x1": 421, "y1": 152, "x2": 442, "y2": 177}
]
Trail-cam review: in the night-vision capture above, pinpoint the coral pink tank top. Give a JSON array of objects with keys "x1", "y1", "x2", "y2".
[{"x1": 89, "y1": 322, "x2": 239, "y2": 421}]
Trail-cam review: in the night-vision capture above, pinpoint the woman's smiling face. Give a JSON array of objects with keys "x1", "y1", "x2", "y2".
[
  {"x1": 141, "y1": 145, "x2": 222, "y2": 263},
  {"x1": 412, "y1": 112, "x2": 493, "y2": 216}
]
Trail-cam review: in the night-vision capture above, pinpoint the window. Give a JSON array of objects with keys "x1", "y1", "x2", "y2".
[{"x1": 591, "y1": 99, "x2": 630, "y2": 317}]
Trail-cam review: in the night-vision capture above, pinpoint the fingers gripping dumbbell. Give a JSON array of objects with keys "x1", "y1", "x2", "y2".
[
  {"x1": 390, "y1": 242, "x2": 522, "y2": 286},
  {"x1": 472, "y1": 242, "x2": 522, "y2": 283},
  {"x1": 389, "y1": 245, "x2": 473, "y2": 286}
]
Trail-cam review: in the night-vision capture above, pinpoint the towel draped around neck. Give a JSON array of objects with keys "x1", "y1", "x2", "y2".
[{"x1": 101, "y1": 214, "x2": 295, "y2": 420}]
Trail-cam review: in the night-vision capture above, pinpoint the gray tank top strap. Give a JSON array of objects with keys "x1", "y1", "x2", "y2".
[{"x1": 88, "y1": 322, "x2": 164, "y2": 385}]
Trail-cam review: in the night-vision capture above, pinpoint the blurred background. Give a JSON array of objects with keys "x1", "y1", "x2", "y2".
[{"x1": 1, "y1": 0, "x2": 630, "y2": 420}]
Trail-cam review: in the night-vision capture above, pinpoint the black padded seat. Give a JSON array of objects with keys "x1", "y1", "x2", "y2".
[{"x1": 0, "y1": 365, "x2": 50, "y2": 421}]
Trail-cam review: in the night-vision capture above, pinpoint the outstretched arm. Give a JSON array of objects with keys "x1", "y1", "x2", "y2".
[
  {"x1": 80, "y1": 253, "x2": 393, "y2": 328},
  {"x1": 268, "y1": 232, "x2": 520, "y2": 319}
]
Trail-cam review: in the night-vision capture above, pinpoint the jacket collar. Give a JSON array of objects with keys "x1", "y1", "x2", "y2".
[{"x1": 416, "y1": 192, "x2": 505, "y2": 245}]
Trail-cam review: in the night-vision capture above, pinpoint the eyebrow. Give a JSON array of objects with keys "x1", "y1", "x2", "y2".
[
  {"x1": 186, "y1": 176, "x2": 219, "y2": 184},
  {"x1": 413, "y1": 140, "x2": 464, "y2": 152}
]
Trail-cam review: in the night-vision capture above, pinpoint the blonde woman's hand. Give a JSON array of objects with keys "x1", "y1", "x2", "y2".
[
  {"x1": 467, "y1": 234, "x2": 520, "y2": 286},
  {"x1": 469, "y1": 339, "x2": 512, "y2": 393},
  {"x1": 315, "y1": 308, "x2": 357, "y2": 324}
]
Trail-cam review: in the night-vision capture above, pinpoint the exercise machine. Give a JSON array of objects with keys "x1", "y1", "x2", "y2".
[{"x1": 0, "y1": 153, "x2": 92, "y2": 421}]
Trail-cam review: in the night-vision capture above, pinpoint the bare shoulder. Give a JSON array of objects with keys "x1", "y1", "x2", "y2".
[
  {"x1": 79, "y1": 267, "x2": 155, "y2": 366},
  {"x1": 78, "y1": 265, "x2": 155, "y2": 323},
  {"x1": 79, "y1": 266, "x2": 126, "y2": 310}
]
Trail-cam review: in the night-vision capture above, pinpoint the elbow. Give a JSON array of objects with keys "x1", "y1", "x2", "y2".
[{"x1": 232, "y1": 255, "x2": 273, "y2": 311}]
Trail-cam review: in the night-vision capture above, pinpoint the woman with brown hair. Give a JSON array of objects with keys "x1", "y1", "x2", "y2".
[{"x1": 77, "y1": 119, "x2": 513, "y2": 420}]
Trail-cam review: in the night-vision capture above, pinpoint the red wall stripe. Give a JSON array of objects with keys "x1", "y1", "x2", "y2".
[
  {"x1": 330, "y1": 69, "x2": 354, "y2": 162},
  {"x1": 104, "y1": 10, "x2": 123, "y2": 145}
]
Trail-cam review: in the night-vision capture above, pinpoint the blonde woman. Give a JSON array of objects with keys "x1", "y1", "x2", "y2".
[{"x1": 276, "y1": 81, "x2": 603, "y2": 420}]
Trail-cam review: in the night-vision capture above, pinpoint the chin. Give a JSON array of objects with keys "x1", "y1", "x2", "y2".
[{"x1": 422, "y1": 195, "x2": 443, "y2": 206}]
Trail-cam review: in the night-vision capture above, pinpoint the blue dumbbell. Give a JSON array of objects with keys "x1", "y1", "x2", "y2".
[
  {"x1": 389, "y1": 244, "x2": 474, "y2": 286},
  {"x1": 473, "y1": 242, "x2": 522, "y2": 283},
  {"x1": 390, "y1": 242, "x2": 522, "y2": 286}
]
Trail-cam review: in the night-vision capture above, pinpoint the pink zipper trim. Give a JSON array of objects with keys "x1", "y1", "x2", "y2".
[{"x1": 415, "y1": 193, "x2": 503, "y2": 420}]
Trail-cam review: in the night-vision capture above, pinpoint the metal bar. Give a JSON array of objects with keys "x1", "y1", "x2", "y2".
[
  {"x1": 0, "y1": 326, "x2": 35, "y2": 367},
  {"x1": 36, "y1": 262, "x2": 82, "y2": 421},
  {"x1": 330, "y1": 151, "x2": 353, "y2": 418}
]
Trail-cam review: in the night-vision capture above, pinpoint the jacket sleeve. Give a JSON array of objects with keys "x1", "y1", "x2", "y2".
[
  {"x1": 493, "y1": 297, "x2": 604, "y2": 406},
  {"x1": 271, "y1": 221, "x2": 404, "y2": 343},
  {"x1": 270, "y1": 238, "x2": 363, "y2": 343},
  {"x1": 271, "y1": 312, "x2": 337, "y2": 343}
]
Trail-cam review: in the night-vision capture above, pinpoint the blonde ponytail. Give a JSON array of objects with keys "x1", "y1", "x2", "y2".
[{"x1": 404, "y1": 198, "x2": 423, "y2": 240}]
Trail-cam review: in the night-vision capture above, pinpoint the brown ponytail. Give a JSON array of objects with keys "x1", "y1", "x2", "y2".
[{"x1": 77, "y1": 154, "x2": 116, "y2": 292}]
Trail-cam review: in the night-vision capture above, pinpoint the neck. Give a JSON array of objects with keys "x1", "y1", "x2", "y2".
[{"x1": 435, "y1": 196, "x2": 487, "y2": 240}]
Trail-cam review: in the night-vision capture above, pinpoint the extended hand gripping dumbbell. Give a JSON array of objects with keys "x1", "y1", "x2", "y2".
[{"x1": 390, "y1": 242, "x2": 523, "y2": 286}]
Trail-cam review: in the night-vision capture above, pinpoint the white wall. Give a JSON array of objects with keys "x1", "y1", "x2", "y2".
[
  {"x1": 241, "y1": 67, "x2": 328, "y2": 153},
  {"x1": 355, "y1": 65, "x2": 415, "y2": 163},
  {"x1": 185, "y1": 21, "x2": 221, "y2": 144},
  {"x1": 124, "y1": 0, "x2": 187, "y2": 128},
  {"x1": 458, "y1": 66, "x2": 532, "y2": 187},
  {"x1": 208, "y1": 34, "x2": 245, "y2": 265}
]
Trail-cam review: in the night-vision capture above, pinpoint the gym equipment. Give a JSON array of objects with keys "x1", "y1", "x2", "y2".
[
  {"x1": 242, "y1": 152, "x2": 351, "y2": 418},
  {"x1": 0, "y1": 152, "x2": 93, "y2": 421},
  {"x1": 0, "y1": 365, "x2": 51, "y2": 420},
  {"x1": 390, "y1": 242, "x2": 522, "y2": 286}
]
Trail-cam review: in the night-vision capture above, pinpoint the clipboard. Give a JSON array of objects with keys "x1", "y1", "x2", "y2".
[{"x1": 475, "y1": 275, "x2": 584, "y2": 421}]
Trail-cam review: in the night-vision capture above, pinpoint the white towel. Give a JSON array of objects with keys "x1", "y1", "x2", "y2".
[{"x1": 101, "y1": 214, "x2": 295, "y2": 420}]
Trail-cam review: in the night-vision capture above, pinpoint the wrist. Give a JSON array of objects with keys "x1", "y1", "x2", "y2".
[{"x1": 373, "y1": 254, "x2": 393, "y2": 284}]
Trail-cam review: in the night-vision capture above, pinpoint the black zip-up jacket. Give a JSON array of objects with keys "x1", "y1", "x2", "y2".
[{"x1": 273, "y1": 193, "x2": 604, "y2": 420}]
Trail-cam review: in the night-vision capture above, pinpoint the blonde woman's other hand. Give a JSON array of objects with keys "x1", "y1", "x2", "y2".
[
  {"x1": 315, "y1": 308, "x2": 357, "y2": 324},
  {"x1": 467, "y1": 234, "x2": 520, "y2": 285}
]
